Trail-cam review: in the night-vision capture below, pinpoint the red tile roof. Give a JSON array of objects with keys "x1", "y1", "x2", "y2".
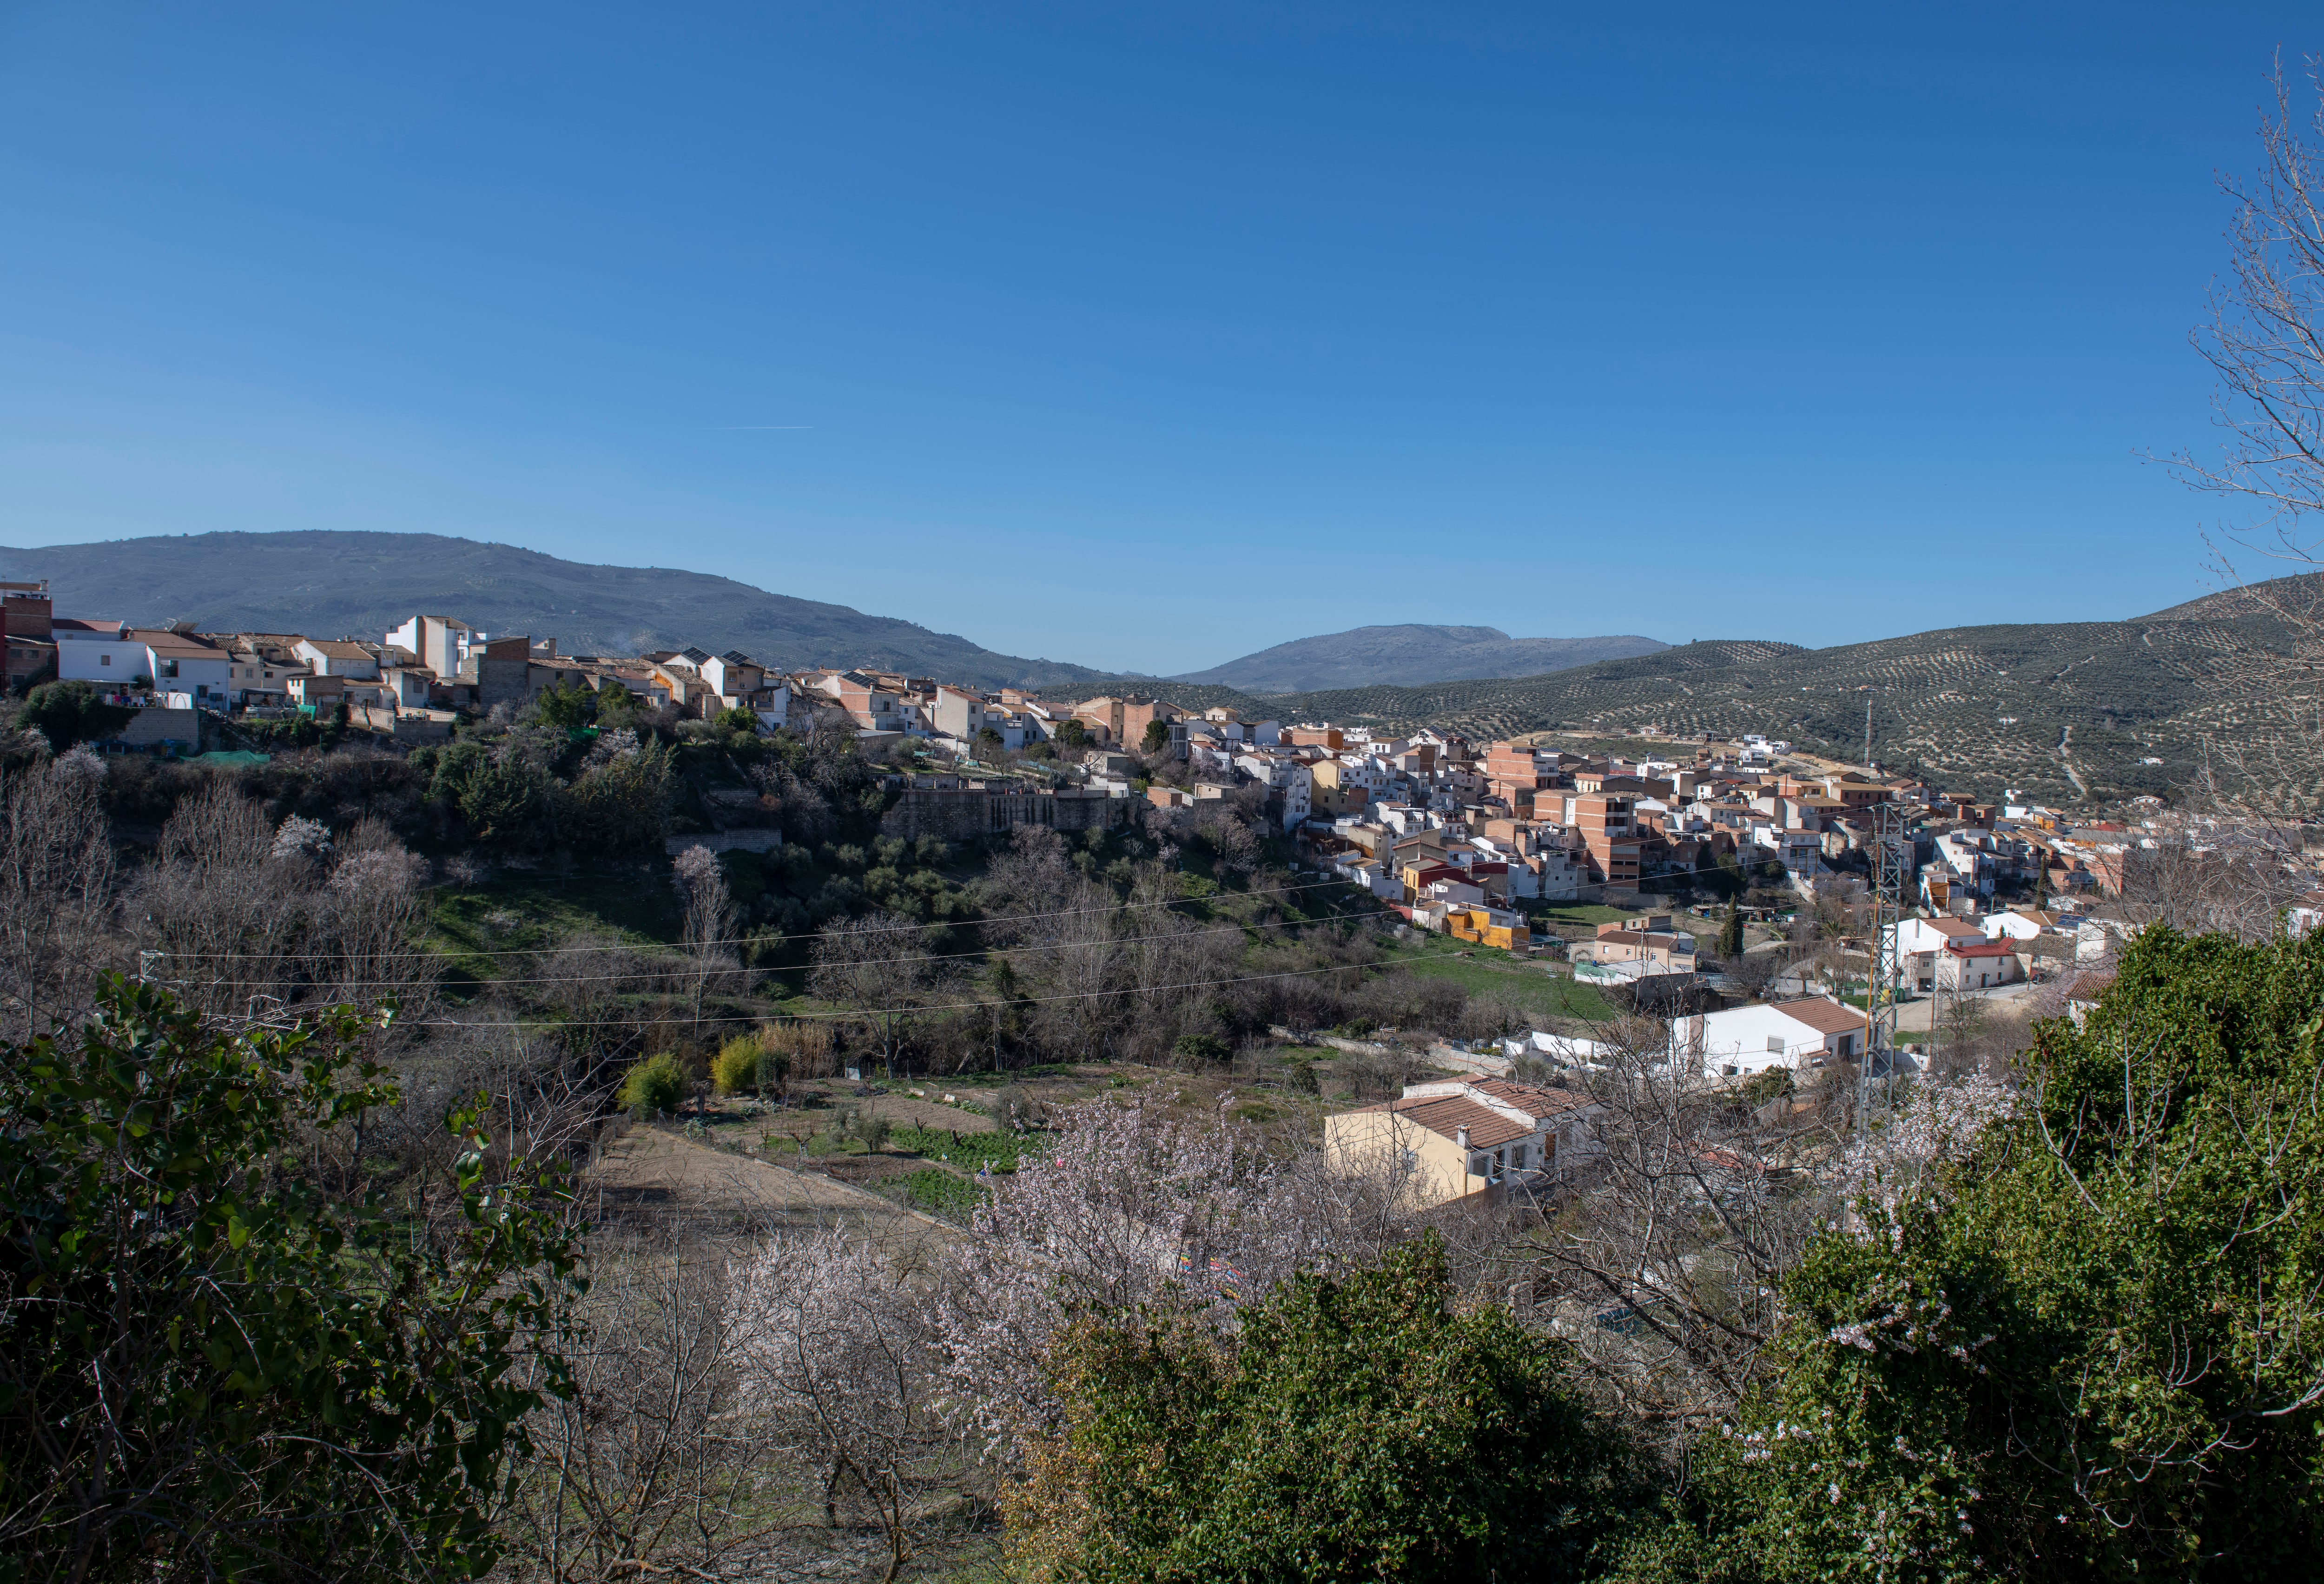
[{"x1": 1387, "y1": 1095, "x2": 1531, "y2": 1150}]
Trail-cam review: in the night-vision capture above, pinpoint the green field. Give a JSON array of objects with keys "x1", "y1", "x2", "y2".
[
  {"x1": 1515, "y1": 901, "x2": 1637, "y2": 932},
  {"x1": 426, "y1": 870, "x2": 686, "y2": 984},
  {"x1": 1393, "y1": 943, "x2": 1616, "y2": 1022}
]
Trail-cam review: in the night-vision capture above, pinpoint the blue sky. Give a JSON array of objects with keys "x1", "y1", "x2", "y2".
[{"x1": 0, "y1": 3, "x2": 2312, "y2": 674}]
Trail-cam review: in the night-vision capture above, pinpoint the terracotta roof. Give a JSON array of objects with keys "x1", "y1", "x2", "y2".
[
  {"x1": 1387, "y1": 1095, "x2": 1531, "y2": 1150},
  {"x1": 132, "y1": 630, "x2": 224, "y2": 655},
  {"x1": 2065, "y1": 971, "x2": 2116, "y2": 1002},
  {"x1": 1469, "y1": 1079, "x2": 1594, "y2": 1119},
  {"x1": 300, "y1": 638, "x2": 374, "y2": 659},
  {"x1": 1945, "y1": 938, "x2": 2019, "y2": 958},
  {"x1": 1779, "y1": 999, "x2": 1869, "y2": 1036},
  {"x1": 1928, "y1": 916, "x2": 1986, "y2": 938}
]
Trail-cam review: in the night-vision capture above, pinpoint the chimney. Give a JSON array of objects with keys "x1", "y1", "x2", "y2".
[{"x1": 1455, "y1": 1126, "x2": 1470, "y2": 1150}]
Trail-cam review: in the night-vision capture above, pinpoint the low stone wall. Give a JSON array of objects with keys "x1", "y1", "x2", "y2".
[
  {"x1": 880, "y1": 787, "x2": 1128, "y2": 843},
  {"x1": 114, "y1": 708, "x2": 199, "y2": 749}
]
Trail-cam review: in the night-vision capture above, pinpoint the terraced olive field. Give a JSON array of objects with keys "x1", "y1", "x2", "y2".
[{"x1": 1100, "y1": 587, "x2": 2322, "y2": 807}]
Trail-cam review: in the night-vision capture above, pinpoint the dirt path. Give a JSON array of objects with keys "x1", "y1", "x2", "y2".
[{"x1": 583, "y1": 1126, "x2": 963, "y2": 1262}]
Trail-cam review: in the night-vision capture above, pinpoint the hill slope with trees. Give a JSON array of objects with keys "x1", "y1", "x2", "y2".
[
  {"x1": 1185, "y1": 606, "x2": 2306, "y2": 806},
  {"x1": 0, "y1": 531, "x2": 1116, "y2": 691}
]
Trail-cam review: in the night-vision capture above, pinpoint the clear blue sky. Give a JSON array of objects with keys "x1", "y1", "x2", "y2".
[{"x1": 0, "y1": 3, "x2": 2312, "y2": 674}]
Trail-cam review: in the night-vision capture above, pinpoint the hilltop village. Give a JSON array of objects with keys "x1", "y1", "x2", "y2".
[{"x1": 14, "y1": 579, "x2": 2305, "y2": 1028}]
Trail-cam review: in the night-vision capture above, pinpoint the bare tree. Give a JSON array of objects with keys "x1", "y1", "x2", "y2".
[
  {"x1": 935, "y1": 1097, "x2": 1419, "y2": 1461},
  {"x1": 497, "y1": 1236, "x2": 779, "y2": 1581},
  {"x1": 671, "y1": 844, "x2": 738, "y2": 1037},
  {"x1": 728, "y1": 1232, "x2": 956, "y2": 1584},
  {"x1": 2114, "y1": 813, "x2": 2309, "y2": 942},
  {"x1": 313, "y1": 836, "x2": 438, "y2": 1022},
  {"x1": 2166, "y1": 59, "x2": 2324, "y2": 815},
  {"x1": 1521, "y1": 1019, "x2": 1831, "y2": 1452},
  {"x1": 0, "y1": 753, "x2": 116, "y2": 1041},
  {"x1": 809, "y1": 911, "x2": 949, "y2": 1081},
  {"x1": 131, "y1": 782, "x2": 311, "y2": 1018}
]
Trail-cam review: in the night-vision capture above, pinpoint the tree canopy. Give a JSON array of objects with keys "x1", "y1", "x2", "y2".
[
  {"x1": 0, "y1": 980, "x2": 586, "y2": 1582},
  {"x1": 20, "y1": 680, "x2": 132, "y2": 752},
  {"x1": 1007, "y1": 1236, "x2": 1639, "y2": 1583}
]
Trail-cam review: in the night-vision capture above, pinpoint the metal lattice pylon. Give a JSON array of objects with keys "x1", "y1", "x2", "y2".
[{"x1": 1861, "y1": 799, "x2": 1908, "y2": 1134}]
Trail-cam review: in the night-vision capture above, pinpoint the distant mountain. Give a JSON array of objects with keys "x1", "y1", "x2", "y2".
[
  {"x1": 1173, "y1": 624, "x2": 1670, "y2": 692},
  {"x1": 0, "y1": 531, "x2": 1115, "y2": 691},
  {"x1": 1186, "y1": 596, "x2": 2310, "y2": 807}
]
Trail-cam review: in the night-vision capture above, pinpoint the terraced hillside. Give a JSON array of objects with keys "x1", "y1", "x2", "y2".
[{"x1": 1160, "y1": 613, "x2": 2313, "y2": 807}]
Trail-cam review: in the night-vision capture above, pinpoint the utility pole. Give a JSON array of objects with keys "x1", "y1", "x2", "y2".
[
  {"x1": 1863, "y1": 696, "x2": 1874, "y2": 771},
  {"x1": 1862, "y1": 798, "x2": 1907, "y2": 1138}
]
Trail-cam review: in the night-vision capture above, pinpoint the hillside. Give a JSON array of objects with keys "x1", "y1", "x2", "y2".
[
  {"x1": 1164, "y1": 615, "x2": 2312, "y2": 807},
  {"x1": 1171, "y1": 624, "x2": 1669, "y2": 691},
  {"x1": 0, "y1": 531, "x2": 1115, "y2": 691}
]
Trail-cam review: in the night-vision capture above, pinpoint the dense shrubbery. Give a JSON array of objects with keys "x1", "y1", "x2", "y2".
[
  {"x1": 1597, "y1": 925, "x2": 2324, "y2": 1581},
  {"x1": 1011, "y1": 1237, "x2": 1639, "y2": 1582},
  {"x1": 0, "y1": 981, "x2": 584, "y2": 1581}
]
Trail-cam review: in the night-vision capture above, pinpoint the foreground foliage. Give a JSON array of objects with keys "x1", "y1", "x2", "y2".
[
  {"x1": 1623, "y1": 926, "x2": 2324, "y2": 1582},
  {"x1": 1007, "y1": 1237, "x2": 1638, "y2": 1582},
  {"x1": 0, "y1": 981, "x2": 586, "y2": 1583}
]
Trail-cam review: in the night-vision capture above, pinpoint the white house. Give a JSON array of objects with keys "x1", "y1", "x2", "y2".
[
  {"x1": 138, "y1": 630, "x2": 233, "y2": 708},
  {"x1": 1882, "y1": 915, "x2": 1989, "y2": 990},
  {"x1": 1982, "y1": 907, "x2": 2059, "y2": 942},
  {"x1": 1503, "y1": 1030, "x2": 1620, "y2": 1070},
  {"x1": 1331, "y1": 854, "x2": 1402, "y2": 901},
  {"x1": 53, "y1": 619, "x2": 141, "y2": 684},
  {"x1": 1933, "y1": 829, "x2": 1994, "y2": 901},
  {"x1": 1674, "y1": 999, "x2": 1870, "y2": 1080},
  {"x1": 294, "y1": 638, "x2": 381, "y2": 680},
  {"x1": 1936, "y1": 937, "x2": 2023, "y2": 991},
  {"x1": 385, "y1": 616, "x2": 485, "y2": 681}
]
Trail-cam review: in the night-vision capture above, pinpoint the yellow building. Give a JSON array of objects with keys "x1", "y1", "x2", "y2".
[
  {"x1": 1446, "y1": 904, "x2": 1530, "y2": 952},
  {"x1": 1324, "y1": 1078, "x2": 1595, "y2": 1211}
]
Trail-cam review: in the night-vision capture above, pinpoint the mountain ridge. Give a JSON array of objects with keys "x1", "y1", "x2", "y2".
[
  {"x1": 0, "y1": 531, "x2": 1116, "y2": 691},
  {"x1": 1167, "y1": 602, "x2": 2304, "y2": 806},
  {"x1": 1171, "y1": 623, "x2": 1668, "y2": 691}
]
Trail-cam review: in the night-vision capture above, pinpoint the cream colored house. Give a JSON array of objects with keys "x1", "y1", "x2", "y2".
[{"x1": 1325, "y1": 1078, "x2": 1598, "y2": 1211}]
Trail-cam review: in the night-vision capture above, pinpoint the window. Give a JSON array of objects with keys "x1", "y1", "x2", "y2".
[
  {"x1": 158, "y1": 659, "x2": 178, "y2": 679},
  {"x1": 100, "y1": 654, "x2": 111, "y2": 667}
]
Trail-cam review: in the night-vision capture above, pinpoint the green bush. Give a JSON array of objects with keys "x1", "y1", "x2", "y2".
[
  {"x1": 710, "y1": 1034, "x2": 785, "y2": 1095},
  {"x1": 618, "y1": 1052, "x2": 688, "y2": 1115},
  {"x1": 20, "y1": 679, "x2": 132, "y2": 751},
  {"x1": 1010, "y1": 1235, "x2": 1637, "y2": 1579},
  {"x1": 1633, "y1": 925, "x2": 2324, "y2": 1580},
  {"x1": 1174, "y1": 1033, "x2": 1231, "y2": 1065}
]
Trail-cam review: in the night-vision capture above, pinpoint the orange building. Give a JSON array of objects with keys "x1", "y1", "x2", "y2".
[{"x1": 1558, "y1": 793, "x2": 1642, "y2": 890}]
